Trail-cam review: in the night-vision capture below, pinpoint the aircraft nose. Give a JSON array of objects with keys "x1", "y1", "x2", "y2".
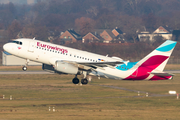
[{"x1": 3, "y1": 43, "x2": 10, "y2": 52}]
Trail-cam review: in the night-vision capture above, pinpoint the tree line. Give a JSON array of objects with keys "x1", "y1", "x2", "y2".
[
  {"x1": 0, "y1": 0, "x2": 180, "y2": 60},
  {"x1": 0, "y1": 0, "x2": 179, "y2": 40}
]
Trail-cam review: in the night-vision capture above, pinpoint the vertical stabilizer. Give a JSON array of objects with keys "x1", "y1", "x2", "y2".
[
  {"x1": 124, "y1": 40, "x2": 177, "y2": 80},
  {"x1": 137, "y1": 40, "x2": 177, "y2": 72}
]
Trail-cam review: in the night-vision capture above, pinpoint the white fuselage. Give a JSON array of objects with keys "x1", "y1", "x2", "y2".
[
  {"x1": 3, "y1": 38, "x2": 132, "y2": 79},
  {"x1": 3, "y1": 38, "x2": 176, "y2": 81}
]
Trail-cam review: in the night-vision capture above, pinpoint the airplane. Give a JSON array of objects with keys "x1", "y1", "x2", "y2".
[{"x1": 3, "y1": 38, "x2": 177, "y2": 84}]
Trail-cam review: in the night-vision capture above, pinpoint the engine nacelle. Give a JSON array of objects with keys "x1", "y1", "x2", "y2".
[{"x1": 54, "y1": 61, "x2": 78, "y2": 74}]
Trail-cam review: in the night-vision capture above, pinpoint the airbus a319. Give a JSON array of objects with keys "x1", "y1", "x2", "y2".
[{"x1": 3, "y1": 38, "x2": 177, "y2": 84}]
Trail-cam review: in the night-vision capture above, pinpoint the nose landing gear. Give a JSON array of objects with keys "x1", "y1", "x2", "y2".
[
  {"x1": 22, "y1": 66, "x2": 27, "y2": 71},
  {"x1": 22, "y1": 59, "x2": 29, "y2": 71}
]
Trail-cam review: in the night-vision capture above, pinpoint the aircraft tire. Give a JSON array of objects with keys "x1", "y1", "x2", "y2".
[
  {"x1": 81, "y1": 78, "x2": 88, "y2": 84},
  {"x1": 22, "y1": 66, "x2": 27, "y2": 71},
  {"x1": 72, "y1": 77, "x2": 79, "y2": 84}
]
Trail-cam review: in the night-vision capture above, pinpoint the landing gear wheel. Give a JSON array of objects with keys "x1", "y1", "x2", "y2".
[
  {"x1": 22, "y1": 66, "x2": 27, "y2": 71},
  {"x1": 72, "y1": 77, "x2": 79, "y2": 84},
  {"x1": 81, "y1": 78, "x2": 88, "y2": 85}
]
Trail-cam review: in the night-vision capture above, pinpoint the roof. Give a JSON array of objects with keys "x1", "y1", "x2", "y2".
[
  {"x1": 91, "y1": 32, "x2": 101, "y2": 39},
  {"x1": 153, "y1": 26, "x2": 172, "y2": 34},
  {"x1": 104, "y1": 29, "x2": 115, "y2": 38},
  {"x1": 114, "y1": 28, "x2": 123, "y2": 34},
  {"x1": 3, "y1": 51, "x2": 11, "y2": 55},
  {"x1": 67, "y1": 29, "x2": 82, "y2": 40}
]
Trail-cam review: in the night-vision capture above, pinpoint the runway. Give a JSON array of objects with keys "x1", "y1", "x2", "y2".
[
  {"x1": 0, "y1": 70, "x2": 179, "y2": 74},
  {"x1": 0, "y1": 71, "x2": 54, "y2": 74}
]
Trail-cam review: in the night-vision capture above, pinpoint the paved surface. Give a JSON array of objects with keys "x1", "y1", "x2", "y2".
[
  {"x1": 0, "y1": 71, "x2": 54, "y2": 74},
  {"x1": 165, "y1": 70, "x2": 180, "y2": 73}
]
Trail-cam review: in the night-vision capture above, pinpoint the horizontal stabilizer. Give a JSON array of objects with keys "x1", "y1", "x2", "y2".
[{"x1": 150, "y1": 72, "x2": 174, "y2": 77}]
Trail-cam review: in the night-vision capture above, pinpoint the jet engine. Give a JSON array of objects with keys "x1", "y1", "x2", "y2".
[{"x1": 54, "y1": 61, "x2": 78, "y2": 74}]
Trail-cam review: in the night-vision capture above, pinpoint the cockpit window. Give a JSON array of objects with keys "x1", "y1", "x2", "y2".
[{"x1": 12, "y1": 41, "x2": 22, "y2": 45}]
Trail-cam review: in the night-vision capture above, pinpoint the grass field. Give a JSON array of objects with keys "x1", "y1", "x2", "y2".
[{"x1": 0, "y1": 70, "x2": 180, "y2": 120}]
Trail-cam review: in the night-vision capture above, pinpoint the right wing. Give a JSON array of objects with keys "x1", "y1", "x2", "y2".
[{"x1": 63, "y1": 60, "x2": 124, "y2": 70}]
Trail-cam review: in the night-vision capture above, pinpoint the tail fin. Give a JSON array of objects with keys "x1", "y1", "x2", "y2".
[
  {"x1": 124, "y1": 40, "x2": 177, "y2": 80},
  {"x1": 137, "y1": 40, "x2": 177, "y2": 72}
]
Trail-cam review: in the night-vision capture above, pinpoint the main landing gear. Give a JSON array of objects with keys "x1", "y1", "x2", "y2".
[
  {"x1": 72, "y1": 77, "x2": 88, "y2": 85},
  {"x1": 72, "y1": 72, "x2": 89, "y2": 85}
]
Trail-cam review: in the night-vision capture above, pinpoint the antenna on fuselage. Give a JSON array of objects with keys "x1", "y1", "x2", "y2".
[{"x1": 33, "y1": 37, "x2": 36, "y2": 40}]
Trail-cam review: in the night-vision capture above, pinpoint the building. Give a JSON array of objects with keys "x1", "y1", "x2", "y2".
[
  {"x1": 100, "y1": 30, "x2": 114, "y2": 43},
  {"x1": 60, "y1": 29, "x2": 82, "y2": 43},
  {"x1": 2, "y1": 51, "x2": 41, "y2": 66},
  {"x1": 138, "y1": 26, "x2": 173, "y2": 42},
  {"x1": 82, "y1": 27, "x2": 124, "y2": 43},
  {"x1": 112, "y1": 27, "x2": 123, "y2": 37},
  {"x1": 82, "y1": 32, "x2": 100, "y2": 43}
]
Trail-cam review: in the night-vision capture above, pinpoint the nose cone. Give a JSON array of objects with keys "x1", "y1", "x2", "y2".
[
  {"x1": 3, "y1": 44, "x2": 8, "y2": 51},
  {"x1": 3, "y1": 43, "x2": 10, "y2": 52}
]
